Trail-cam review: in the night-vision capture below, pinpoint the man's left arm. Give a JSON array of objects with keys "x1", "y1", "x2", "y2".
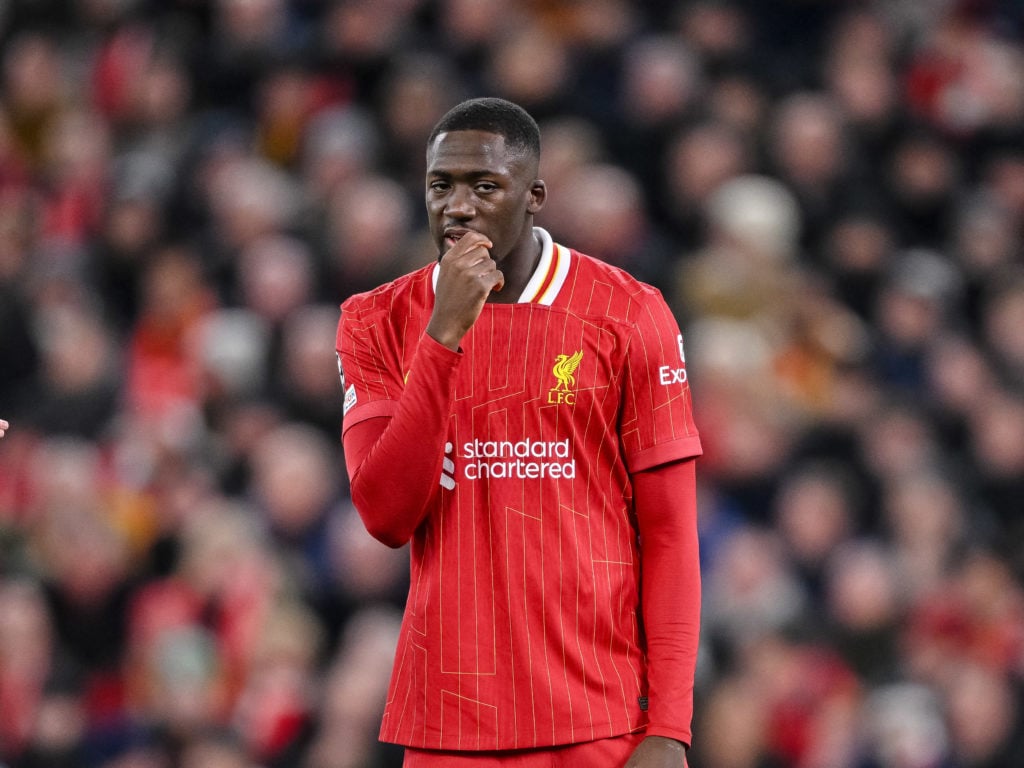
[{"x1": 626, "y1": 456, "x2": 700, "y2": 768}]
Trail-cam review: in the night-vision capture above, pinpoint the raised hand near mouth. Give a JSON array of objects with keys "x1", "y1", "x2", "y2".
[{"x1": 427, "y1": 230, "x2": 501, "y2": 351}]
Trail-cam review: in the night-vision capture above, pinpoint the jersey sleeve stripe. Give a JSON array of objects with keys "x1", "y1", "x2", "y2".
[
  {"x1": 341, "y1": 399, "x2": 399, "y2": 433},
  {"x1": 627, "y1": 435, "x2": 703, "y2": 473}
]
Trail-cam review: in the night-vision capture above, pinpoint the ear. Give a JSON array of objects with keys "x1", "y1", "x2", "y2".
[{"x1": 527, "y1": 179, "x2": 547, "y2": 215}]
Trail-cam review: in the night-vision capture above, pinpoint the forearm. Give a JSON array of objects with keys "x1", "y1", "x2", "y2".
[
  {"x1": 633, "y1": 458, "x2": 701, "y2": 746},
  {"x1": 344, "y1": 334, "x2": 461, "y2": 547}
]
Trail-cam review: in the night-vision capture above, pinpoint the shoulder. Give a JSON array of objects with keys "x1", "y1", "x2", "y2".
[
  {"x1": 572, "y1": 250, "x2": 660, "y2": 295},
  {"x1": 560, "y1": 248, "x2": 667, "y2": 323},
  {"x1": 340, "y1": 263, "x2": 435, "y2": 319}
]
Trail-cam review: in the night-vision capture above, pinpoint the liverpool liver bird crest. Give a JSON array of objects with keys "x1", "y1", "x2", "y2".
[{"x1": 552, "y1": 350, "x2": 584, "y2": 392}]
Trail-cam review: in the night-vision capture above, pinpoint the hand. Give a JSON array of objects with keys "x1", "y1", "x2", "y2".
[
  {"x1": 624, "y1": 736, "x2": 688, "y2": 768},
  {"x1": 0, "y1": 419, "x2": 8, "y2": 438},
  {"x1": 427, "y1": 231, "x2": 501, "y2": 351}
]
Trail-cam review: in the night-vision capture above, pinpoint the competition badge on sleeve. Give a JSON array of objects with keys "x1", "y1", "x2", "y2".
[{"x1": 338, "y1": 353, "x2": 358, "y2": 415}]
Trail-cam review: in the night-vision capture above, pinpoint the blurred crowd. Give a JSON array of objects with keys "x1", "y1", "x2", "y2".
[{"x1": 1, "y1": 0, "x2": 1023, "y2": 767}]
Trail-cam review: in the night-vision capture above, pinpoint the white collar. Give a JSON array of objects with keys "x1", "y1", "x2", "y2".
[{"x1": 431, "y1": 227, "x2": 570, "y2": 305}]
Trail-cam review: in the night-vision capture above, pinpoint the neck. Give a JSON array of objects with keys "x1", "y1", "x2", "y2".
[{"x1": 488, "y1": 227, "x2": 541, "y2": 304}]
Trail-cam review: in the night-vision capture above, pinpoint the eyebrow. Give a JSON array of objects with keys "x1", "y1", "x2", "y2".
[{"x1": 427, "y1": 168, "x2": 506, "y2": 179}]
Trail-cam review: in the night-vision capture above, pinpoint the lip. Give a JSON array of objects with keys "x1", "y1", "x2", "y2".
[{"x1": 443, "y1": 227, "x2": 474, "y2": 247}]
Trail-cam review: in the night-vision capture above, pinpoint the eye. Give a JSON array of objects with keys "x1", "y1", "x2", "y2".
[
  {"x1": 475, "y1": 182, "x2": 498, "y2": 193},
  {"x1": 429, "y1": 180, "x2": 450, "y2": 193}
]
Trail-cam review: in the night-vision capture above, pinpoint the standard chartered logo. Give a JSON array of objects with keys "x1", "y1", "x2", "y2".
[{"x1": 439, "y1": 438, "x2": 577, "y2": 488}]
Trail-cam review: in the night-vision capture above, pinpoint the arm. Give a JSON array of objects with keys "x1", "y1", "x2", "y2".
[
  {"x1": 342, "y1": 232, "x2": 501, "y2": 546},
  {"x1": 626, "y1": 457, "x2": 700, "y2": 768},
  {"x1": 343, "y1": 335, "x2": 461, "y2": 547}
]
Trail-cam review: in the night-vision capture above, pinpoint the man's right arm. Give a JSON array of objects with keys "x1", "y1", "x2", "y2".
[
  {"x1": 341, "y1": 231, "x2": 499, "y2": 546},
  {"x1": 343, "y1": 333, "x2": 461, "y2": 548}
]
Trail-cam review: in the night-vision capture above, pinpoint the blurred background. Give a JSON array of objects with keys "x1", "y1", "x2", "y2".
[{"x1": 0, "y1": 0, "x2": 1023, "y2": 766}]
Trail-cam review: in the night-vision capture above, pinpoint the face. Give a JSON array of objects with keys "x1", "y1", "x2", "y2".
[{"x1": 426, "y1": 129, "x2": 545, "y2": 264}]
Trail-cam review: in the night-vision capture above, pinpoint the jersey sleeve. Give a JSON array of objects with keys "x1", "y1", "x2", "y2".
[
  {"x1": 619, "y1": 291, "x2": 702, "y2": 472},
  {"x1": 634, "y1": 457, "x2": 700, "y2": 747},
  {"x1": 336, "y1": 293, "x2": 465, "y2": 548},
  {"x1": 335, "y1": 301, "x2": 405, "y2": 432}
]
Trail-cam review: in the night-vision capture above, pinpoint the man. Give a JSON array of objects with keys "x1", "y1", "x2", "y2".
[{"x1": 336, "y1": 98, "x2": 701, "y2": 767}]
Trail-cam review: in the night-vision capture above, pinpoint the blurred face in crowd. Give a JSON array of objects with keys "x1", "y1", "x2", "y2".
[{"x1": 425, "y1": 129, "x2": 545, "y2": 268}]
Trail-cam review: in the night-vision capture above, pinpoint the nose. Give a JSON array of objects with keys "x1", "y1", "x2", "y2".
[{"x1": 444, "y1": 185, "x2": 475, "y2": 220}]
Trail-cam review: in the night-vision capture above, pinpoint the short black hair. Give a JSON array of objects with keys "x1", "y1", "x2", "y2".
[{"x1": 427, "y1": 97, "x2": 541, "y2": 159}]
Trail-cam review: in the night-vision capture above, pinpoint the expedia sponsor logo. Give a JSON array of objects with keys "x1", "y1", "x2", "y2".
[
  {"x1": 659, "y1": 366, "x2": 687, "y2": 385},
  {"x1": 548, "y1": 349, "x2": 583, "y2": 405},
  {"x1": 461, "y1": 438, "x2": 576, "y2": 480},
  {"x1": 659, "y1": 333, "x2": 687, "y2": 386}
]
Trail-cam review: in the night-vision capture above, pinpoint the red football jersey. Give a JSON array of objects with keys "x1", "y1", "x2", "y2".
[{"x1": 337, "y1": 228, "x2": 701, "y2": 751}]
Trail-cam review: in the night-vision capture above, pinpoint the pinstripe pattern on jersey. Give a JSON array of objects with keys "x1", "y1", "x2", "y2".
[{"x1": 338, "y1": 229, "x2": 701, "y2": 751}]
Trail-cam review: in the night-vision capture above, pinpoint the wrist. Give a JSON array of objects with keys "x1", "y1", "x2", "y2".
[{"x1": 425, "y1": 321, "x2": 463, "y2": 352}]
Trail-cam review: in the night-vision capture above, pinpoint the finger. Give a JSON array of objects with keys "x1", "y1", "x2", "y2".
[
  {"x1": 473, "y1": 255, "x2": 501, "y2": 281},
  {"x1": 459, "y1": 231, "x2": 492, "y2": 249},
  {"x1": 481, "y1": 268, "x2": 504, "y2": 293},
  {"x1": 465, "y1": 245, "x2": 494, "y2": 267},
  {"x1": 444, "y1": 233, "x2": 493, "y2": 263}
]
